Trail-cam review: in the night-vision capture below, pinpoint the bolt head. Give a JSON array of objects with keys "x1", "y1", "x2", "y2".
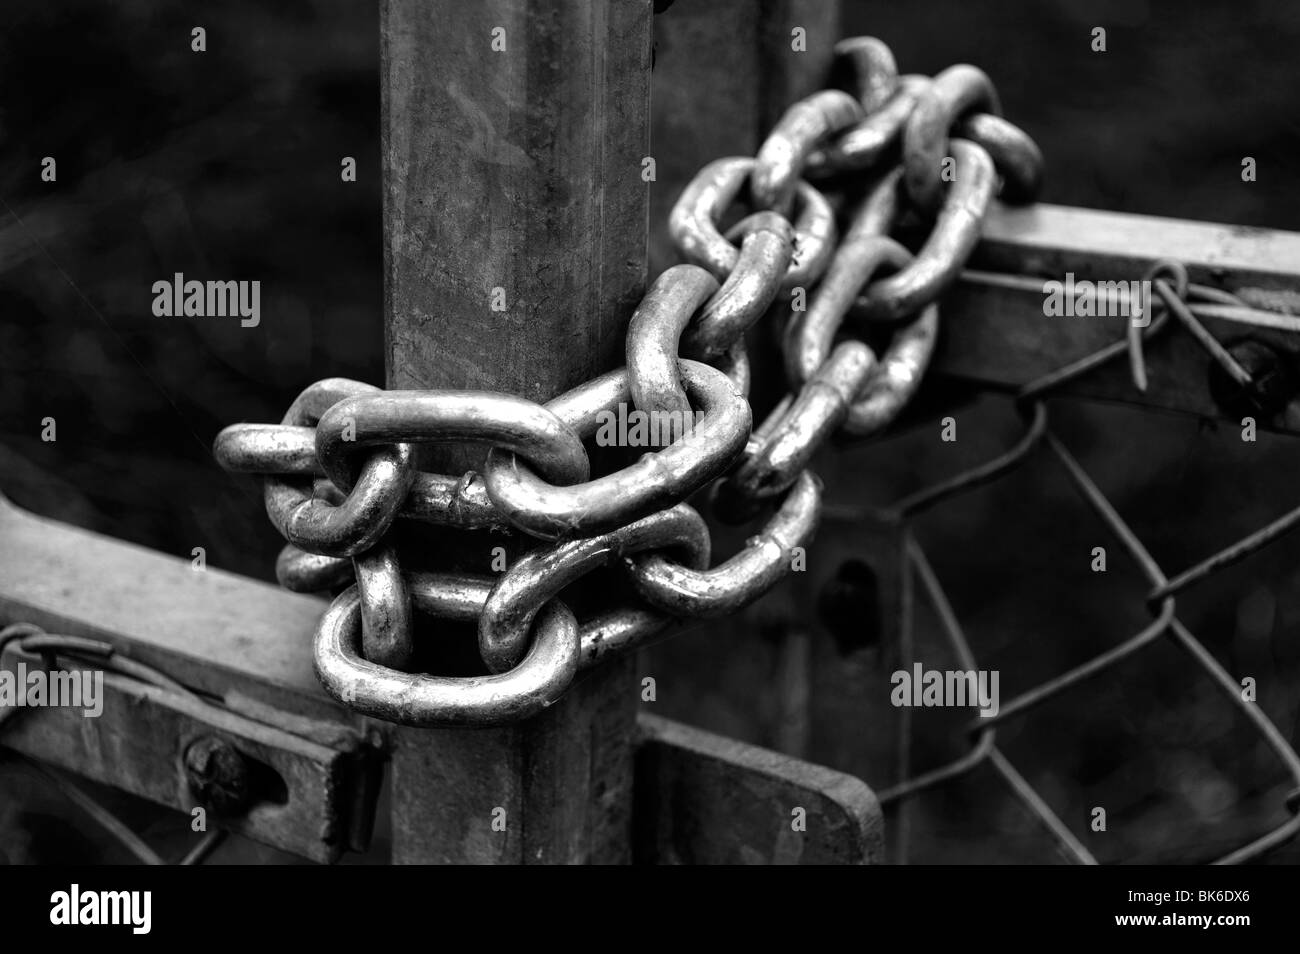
[{"x1": 184, "y1": 736, "x2": 251, "y2": 815}]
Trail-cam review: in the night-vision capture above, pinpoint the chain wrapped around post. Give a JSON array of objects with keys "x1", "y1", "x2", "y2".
[{"x1": 213, "y1": 35, "x2": 1043, "y2": 726}]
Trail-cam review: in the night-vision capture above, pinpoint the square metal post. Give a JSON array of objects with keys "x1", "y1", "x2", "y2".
[{"x1": 381, "y1": 0, "x2": 653, "y2": 863}]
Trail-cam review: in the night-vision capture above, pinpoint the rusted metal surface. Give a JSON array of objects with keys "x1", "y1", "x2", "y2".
[
  {"x1": 633, "y1": 713, "x2": 883, "y2": 864},
  {"x1": 380, "y1": 0, "x2": 652, "y2": 863}
]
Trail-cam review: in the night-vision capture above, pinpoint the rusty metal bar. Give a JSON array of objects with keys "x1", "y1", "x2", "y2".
[{"x1": 380, "y1": 0, "x2": 653, "y2": 863}]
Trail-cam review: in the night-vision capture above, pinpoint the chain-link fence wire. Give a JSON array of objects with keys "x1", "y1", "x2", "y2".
[{"x1": 862, "y1": 270, "x2": 1300, "y2": 864}]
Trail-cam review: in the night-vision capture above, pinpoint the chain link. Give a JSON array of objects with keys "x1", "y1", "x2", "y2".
[
  {"x1": 670, "y1": 156, "x2": 838, "y2": 291},
  {"x1": 215, "y1": 35, "x2": 1043, "y2": 726}
]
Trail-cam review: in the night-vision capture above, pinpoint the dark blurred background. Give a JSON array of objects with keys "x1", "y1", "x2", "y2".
[{"x1": 1, "y1": 0, "x2": 1298, "y2": 864}]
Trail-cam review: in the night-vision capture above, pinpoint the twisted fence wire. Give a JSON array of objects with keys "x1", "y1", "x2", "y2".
[{"x1": 868, "y1": 273, "x2": 1300, "y2": 864}]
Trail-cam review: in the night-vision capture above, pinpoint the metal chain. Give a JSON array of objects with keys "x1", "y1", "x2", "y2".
[{"x1": 214, "y1": 35, "x2": 1044, "y2": 727}]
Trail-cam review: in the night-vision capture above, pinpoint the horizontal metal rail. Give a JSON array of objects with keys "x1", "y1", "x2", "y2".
[
  {"x1": 0, "y1": 493, "x2": 879, "y2": 864},
  {"x1": 932, "y1": 203, "x2": 1300, "y2": 433}
]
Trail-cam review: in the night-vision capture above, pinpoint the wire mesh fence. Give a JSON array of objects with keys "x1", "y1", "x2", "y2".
[{"x1": 854, "y1": 269, "x2": 1300, "y2": 864}]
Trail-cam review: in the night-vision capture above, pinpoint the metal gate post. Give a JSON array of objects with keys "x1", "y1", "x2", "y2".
[{"x1": 380, "y1": 0, "x2": 652, "y2": 863}]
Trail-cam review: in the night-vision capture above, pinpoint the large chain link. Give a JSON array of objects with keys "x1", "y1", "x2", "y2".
[{"x1": 214, "y1": 35, "x2": 1042, "y2": 726}]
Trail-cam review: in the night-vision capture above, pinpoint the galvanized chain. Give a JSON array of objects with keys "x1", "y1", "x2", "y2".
[{"x1": 214, "y1": 35, "x2": 1044, "y2": 727}]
